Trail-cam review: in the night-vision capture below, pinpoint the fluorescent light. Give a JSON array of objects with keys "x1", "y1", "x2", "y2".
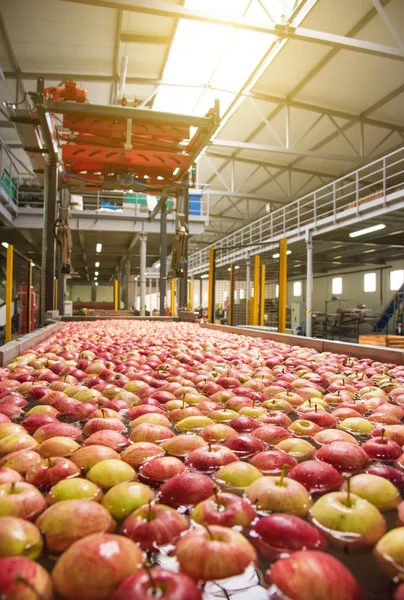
[
  {"x1": 96, "y1": 243, "x2": 102, "y2": 253},
  {"x1": 94, "y1": 277, "x2": 98, "y2": 281},
  {"x1": 95, "y1": 261, "x2": 100, "y2": 267},
  {"x1": 155, "y1": 262, "x2": 160, "y2": 269},
  {"x1": 95, "y1": 271, "x2": 99, "y2": 276},
  {"x1": 1, "y1": 242, "x2": 9, "y2": 248},
  {"x1": 173, "y1": 168, "x2": 180, "y2": 176},
  {"x1": 227, "y1": 265, "x2": 240, "y2": 271},
  {"x1": 349, "y1": 224, "x2": 386, "y2": 238},
  {"x1": 272, "y1": 250, "x2": 292, "y2": 258},
  {"x1": 95, "y1": 282, "x2": 99, "y2": 287},
  {"x1": 32, "y1": 262, "x2": 36, "y2": 267},
  {"x1": 200, "y1": 274, "x2": 209, "y2": 279}
]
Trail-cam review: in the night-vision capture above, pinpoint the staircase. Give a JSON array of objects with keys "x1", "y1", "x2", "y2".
[{"x1": 373, "y1": 283, "x2": 404, "y2": 333}]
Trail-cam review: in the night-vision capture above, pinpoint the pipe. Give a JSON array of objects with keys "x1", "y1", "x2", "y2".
[
  {"x1": 140, "y1": 232, "x2": 147, "y2": 316},
  {"x1": 306, "y1": 231, "x2": 313, "y2": 337}
]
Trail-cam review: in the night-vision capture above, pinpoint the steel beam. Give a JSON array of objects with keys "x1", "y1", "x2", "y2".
[
  {"x1": 110, "y1": 9, "x2": 123, "y2": 104},
  {"x1": 209, "y1": 140, "x2": 363, "y2": 163},
  {"x1": 372, "y1": 0, "x2": 404, "y2": 48},
  {"x1": 207, "y1": 190, "x2": 289, "y2": 203},
  {"x1": 63, "y1": 0, "x2": 404, "y2": 62},
  {"x1": 43, "y1": 163, "x2": 58, "y2": 313},
  {"x1": 139, "y1": 232, "x2": 147, "y2": 316},
  {"x1": 44, "y1": 99, "x2": 211, "y2": 129},
  {"x1": 160, "y1": 198, "x2": 167, "y2": 315},
  {"x1": 120, "y1": 33, "x2": 171, "y2": 44},
  {"x1": 306, "y1": 231, "x2": 313, "y2": 337}
]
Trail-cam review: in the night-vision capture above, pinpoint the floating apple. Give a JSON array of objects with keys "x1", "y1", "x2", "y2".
[
  {"x1": 159, "y1": 472, "x2": 216, "y2": 508},
  {"x1": 0, "y1": 516, "x2": 43, "y2": 559},
  {"x1": 191, "y1": 490, "x2": 256, "y2": 527},
  {"x1": 340, "y1": 473, "x2": 400, "y2": 512},
  {"x1": 0, "y1": 556, "x2": 53, "y2": 600},
  {"x1": 0, "y1": 482, "x2": 46, "y2": 520},
  {"x1": 46, "y1": 477, "x2": 104, "y2": 504},
  {"x1": 101, "y1": 481, "x2": 155, "y2": 520},
  {"x1": 245, "y1": 467, "x2": 311, "y2": 517},
  {"x1": 122, "y1": 502, "x2": 189, "y2": 550},
  {"x1": 111, "y1": 568, "x2": 202, "y2": 600}
]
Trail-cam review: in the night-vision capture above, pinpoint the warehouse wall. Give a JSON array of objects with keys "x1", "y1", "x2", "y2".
[{"x1": 96, "y1": 286, "x2": 113, "y2": 302}]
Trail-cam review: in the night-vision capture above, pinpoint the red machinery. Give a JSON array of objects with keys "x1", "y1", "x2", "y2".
[
  {"x1": 45, "y1": 81, "x2": 87, "y2": 103},
  {"x1": 18, "y1": 285, "x2": 38, "y2": 335}
]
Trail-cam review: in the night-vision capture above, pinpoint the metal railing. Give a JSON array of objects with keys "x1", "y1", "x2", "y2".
[
  {"x1": 190, "y1": 146, "x2": 404, "y2": 273},
  {"x1": 0, "y1": 137, "x2": 24, "y2": 212}
]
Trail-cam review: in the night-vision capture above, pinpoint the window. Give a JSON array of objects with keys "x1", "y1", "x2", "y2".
[
  {"x1": 293, "y1": 281, "x2": 302, "y2": 297},
  {"x1": 390, "y1": 270, "x2": 404, "y2": 291},
  {"x1": 364, "y1": 272, "x2": 376, "y2": 293},
  {"x1": 275, "y1": 284, "x2": 279, "y2": 298},
  {"x1": 332, "y1": 277, "x2": 342, "y2": 295},
  {"x1": 239, "y1": 288, "x2": 245, "y2": 299}
]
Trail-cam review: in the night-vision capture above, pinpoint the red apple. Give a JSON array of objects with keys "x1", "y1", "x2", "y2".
[
  {"x1": 121, "y1": 503, "x2": 189, "y2": 550},
  {"x1": 111, "y1": 568, "x2": 202, "y2": 600},
  {"x1": 0, "y1": 556, "x2": 53, "y2": 600},
  {"x1": 158, "y1": 472, "x2": 216, "y2": 508}
]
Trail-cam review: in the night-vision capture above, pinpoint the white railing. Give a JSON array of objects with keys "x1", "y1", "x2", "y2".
[
  {"x1": 189, "y1": 146, "x2": 404, "y2": 274},
  {"x1": 0, "y1": 137, "x2": 23, "y2": 212}
]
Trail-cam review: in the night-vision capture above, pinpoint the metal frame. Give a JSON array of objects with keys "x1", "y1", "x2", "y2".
[
  {"x1": 5, "y1": 244, "x2": 13, "y2": 343},
  {"x1": 278, "y1": 238, "x2": 288, "y2": 333}
]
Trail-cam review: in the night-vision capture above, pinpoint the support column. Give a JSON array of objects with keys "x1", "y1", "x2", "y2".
[
  {"x1": 159, "y1": 199, "x2": 167, "y2": 316},
  {"x1": 125, "y1": 259, "x2": 131, "y2": 309},
  {"x1": 228, "y1": 264, "x2": 235, "y2": 326},
  {"x1": 199, "y1": 278, "x2": 203, "y2": 309},
  {"x1": 114, "y1": 279, "x2": 119, "y2": 311},
  {"x1": 306, "y1": 231, "x2": 313, "y2": 337},
  {"x1": 208, "y1": 248, "x2": 216, "y2": 323},
  {"x1": 181, "y1": 186, "x2": 189, "y2": 308},
  {"x1": 5, "y1": 245, "x2": 13, "y2": 343},
  {"x1": 140, "y1": 232, "x2": 147, "y2": 316},
  {"x1": 189, "y1": 277, "x2": 193, "y2": 310},
  {"x1": 43, "y1": 163, "x2": 58, "y2": 313},
  {"x1": 278, "y1": 238, "x2": 288, "y2": 333},
  {"x1": 134, "y1": 277, "x2": 138, "y2": 311},
  {"x1": 253, "y1": 255, "x2": 261, "y2": 326},
  {"x1": 260, "y1": 264, "x2": 266, "y2": 326},
  {"x1": 246, "y1": 256, "x2": 251, "y2": 325},
  {"x1": 57, "y1": 247, "x2": 65, "y2": 316},
  {"x1": 91, "y1": 282, "x2": 96, "y2": 302}
]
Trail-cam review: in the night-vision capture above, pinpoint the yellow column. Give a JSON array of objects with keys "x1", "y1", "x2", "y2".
[
  {"x1": 260, "y1": 264, "x2": 266, "y2": 326},
  {"x1": 228, "y1": 264, "x2": 235, "y2": 326},
  {"x1": 252, "y1": 255, "x2": 260, "y2": 326},
  {"x1": 171, "y1": 279, "x2": 175, "y2": 316},
  {"x1": 114, "y1": 279, "x2": 119, "y2": 311},
  {"x1": 278, "y1": 238, "x2": 288, "y2": 333},
  {"x1": 5, "y1": 244, "x2": 13, "y2": 343},
  {"x1": 208, "y1": 248, "x2": 216, "y2": 323},
  {"x1": 28, "y1": 260, "x2": 33, "y2": 333},
  {"x1": 188, "y1": 279, "x2": 193, "y2": 310}
]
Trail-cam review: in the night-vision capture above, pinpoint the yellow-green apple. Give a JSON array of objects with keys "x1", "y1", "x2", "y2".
[
  {"x1": 46, "y1": 477, "x2": 104, "y2": 504},
  {"x1": 87, "y1": 459, "x2": 136, "y2": 489},
  {"x1": 276, "y1": 438, "x2": 315, "y2": 461},
  {"x1": 175, "y1": 525, "x2": 257, "y2": 581},
  {"x1": 52, "y1": 533, "x2": 144, "y2": 600},
  {"x1": 314, "y1": 429, "x2": 359, "y2": 446},
  {"x1": 0, "y1": 516, "x2": 43, "y2": 559},
  {"x1": 0, "y1": 466, "x2": 22, "y2": 484},
  {"x1": 121, "y1": 442, "x2": 165, "y2": 468},
  {"x1": 213, "y1": 461, "x2": 262, "y2": 491},
  {"x1": 0, "y1": 450, "x2": 42, "y2": 475},
  {"x1": 199, "y1": 424, "x2": 238, "y2": 443},
  {"x1": 37, "y1": 436, "x2": 80, "y2": 458},
  {"x1": 130, "y1": 413, "x2": 171, "y2": 429},
  {"x1": 245, "y1": 470, "x2": 311, "y2": 517},
  {"x1": 374, "y1": 527, "x2": 404, "y2": 579},
  {"x1": 0, "y1": 433, "x2": 38, "y2": 456},
  {"x1": 101, "y1": 481, "x2": 155, "y2": 520},
  {"x1": 70, "y1": 445, "x2": 120, "y2": 471},
  {"x1": 341, "y1": 474, "x2": 400, "y2": 512},
  {"x1": 36, "y1": 499, "x2": 115, "y2": 553},
  {"x1": 176, "y1": 416, "x2": 214, "y2": 432},
  {"x1": 161, "y1": 434, "x2": 206, "y2": 458}
]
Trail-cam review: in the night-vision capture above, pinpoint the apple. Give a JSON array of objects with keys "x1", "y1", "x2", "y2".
[
  {"x1": 252, "y1": 425, "x2": 291, "y2": 445},
  {"x1": 251, "y1": 513, "x2": 327, "y2": 560},
  {"x1": 0, "y1": 556, "x2": 53, "y2": 600},
  {"x1": 176, "y1": 525, "x2": 256, "y2": 581},
  {"x1": 161, "y1": 434, "x2": 206, "y2": 459},
  {"x1": 289, "y1": 419, "x2": 321, "y2": 438},
  {"x1": 176, "y1": 416, "x2": 215, "y2": 432},
  {"x1": 310, "y1": 485, "x2": 386, "y2": 550},
  {"x1": 0, "y1": 516, "x2": 43, "y2": 559},
  {"x1": 25, "y1": 456, "x2": 80, "y2": 489},
  {"x1": 138, "y1": 456, "x2": 186, "y2": 486},
  {"x1": 199, "y1": 424, "x2": 238, "y2": 443},
  {"x1": 245, "y1": 470, "x2": 311, "y2": 517},
  {"x1": 228, "y1": 415, "x2": 260, "y2": 433},
  {"x1": 46, "y1": 477, "x2": 104, "y2": 504},
  {"x1": 213, "y1": 461, "x2": 262, "y2": 491},
  {"x1": 0, "y1": 450, "x2": 42, "y2": 475},
  {"x1": 276, "y1": 438, "x2": 315, "y2": 461},
  {"x1": 20, "y1": 414, "x2": 59, "y2": 433},
  {"x1": 127, "y1": 405, "x2": 164, "y2": 419},
  {"x1": 129, "y1": 423, "x2": 175, "y2": 444},
  {"x1": 52, "y1": 533, "x2": 144, "y2": 600},
  {"x1": 373, "y1": 425, "x2": 404, "y2": 446},
  {"x1": 374, "y1": 527, "x2": 404, "y2": 579},
  {"x1": 111, "y1": 568, "x2": 202, "y2": 600},
  {"x1": 83, "y1": 430, "x2": 130, "y2": 451},
  {"x1": 37, "y1": 436, "x2": 80, "y2": 458},
  {"x1": 122, "y1": 503, "x2": 189, "y2": 549},
  {"x1": 83, "y1": 417, "x2": 126, "y2": 435},
  {"x1": 288, "y1": 460, "x2": 344, "y2": 495},
  {"x1": 365, "y1": 465, "x2": 404, "y2": 493},
  {"x1": 159, "y1": 472, "x2": 216, "y2": 508},
  {"x1": 0, "y1": 466, "x2": 22, "y2": 485},
  {"x1": 0, "y1": 433, "x2": 38, "y2": 456},
  {"x1": 191, "y1": 490, "x2": 256, "y2": 527},
  {"x1": 362, "y1": 431, "x2": 402, "y2": 461},
  {"x1": 314, "y1": 429, "x2": 359, "y2": 446},
  {"x1": 315, "y1": 441, "x2": 368, "y2": 472},
  {"x1": 101, "y1": 481, "x2": 155, "y2": 520},
  {"x1": 265, "y1": 550, "x2": 363, "y2": 600},
  {"x1": 340, "y1": 473, "x2": 400, "y2": 512},
  {"x1": 25, "y1": 405, "x2": 59, "y2": 417},
  {"x1": 36, "y1": 498, "x2": 115, "y2": 553},
  {"x1": 186, "y1": 443, "x2": 239, "y2": 472},
  {"x1": 225, "y1": 434, "x2": 267, "y2": 459},
  {"x1": 87, "y1": 459, "x2": 136, "y2": 489},
  {"x1": 130, "y1": 413, "x2": 172, "y2": 429},
  {"x1": 0, "y1": 482, "x2": 46, "y2": 520},
  {"x1": 337, "y1": 417, "x2": 374, "y2": 436},
  {"x1": 249, "y1": 449, "x2": 297, "y2": 475},
  {"x1": 70, "y1": 445, "x2": 120, "y2": 471},
  {"x1": 394, "y1": 583, "x2": 404, "y2": 600}
]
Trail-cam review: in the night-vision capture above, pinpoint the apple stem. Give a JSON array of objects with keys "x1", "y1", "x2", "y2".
[
  {"x1": 204, "y1": 524, "x2": 215, "y2": 541},
  {"x1": 15, "y1": 575, "x2": 44, "y2": 600},
  {"x1": 315, "y1": 404, "x2": 318, "y2": 413},
  {"x1": 182, "y1": 394, "x2": 186, "y2": 409},
  {"x1": 213, "y1": 487, "x2": 222, "y2": 507},
  {"x1": 308, "y1": 399, "x2": 312, "y2": 407},
  {"x1": 10, "y1": 481, "x2": 16, "y2": 494},
  {"x1": 47, "y1": 458, "x2": 52, "y2": 468},
  {"x1": 381, "y1": 428, "x2": 385, "y2": 443},
  {"x1": 278, "y1": 464, "x2": 290, "y2": 486},
  {"x1": 346, "y1": 475, "x2": 352, "y2": 507},
  {"x1": 208, "y1": 442, "x2": 212, "y2": 452},
  {"x1": 144, "y1": 563, "x2": 157, "y2": 592}
]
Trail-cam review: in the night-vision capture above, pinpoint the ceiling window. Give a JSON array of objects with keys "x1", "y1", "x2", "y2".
[
  {"x1": 364, "y1": 272, "x2": 376, "y2": 293},
  {"x1": 293, "y1": 281, "x2": 302, "y2": 297},
  {"x1": 390, "y1": 270, "x2": 404, "y2": 291},
  {"x1": 332, "y1": 277, "x2": 342, "y2": 295}
]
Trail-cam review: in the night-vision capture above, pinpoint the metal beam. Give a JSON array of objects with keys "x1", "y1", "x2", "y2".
[
  {"x1": 120, "y1": 33, "x2": 171, "y2": 44},
  {"x1": 209, "y1": 140, "x2": 363, "y2": 163},
  {"x1": 62, "y1": 0, "x2": 404, "y2": 62},
  {"x1": 43, "y1": 98, "x2": 211, "y2": 128},
  {"x1": 207, "y1": 189, "x2": 289, "y2": 204},
  {"x1": 110, "y1": 9, "x2": 123, "y2": 104},
  {"x1": 372, "y1": 0, "x2": 404, "y2": 49},
  {"x1": 128, "y1": 232, "x2": 140, "y2": 252}
]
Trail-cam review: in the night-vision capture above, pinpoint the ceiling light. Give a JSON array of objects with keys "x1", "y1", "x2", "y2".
[
  {"x1": 95, "y1": 282, "x2": 99, "y2": 286},
  {"x1": 173, "y1": 168, "x2": 180, "y2": 176},
  {"x1": 95, "y1": 261, "x2": 100, "y2": 267},
  {"x1": 96, "y1": 243, "x2": 102, "y2": 253},
  {"x1": 155, "y1": 262, "x2": 160, "y2": 269},
  {"x1": 200, "y1": 274, "x2": 209, "y2": 279},
  {"x1": 1, "y1": 242, "x2": 9, "y2": 248},
  {"x1": 349, "y1": 224, "x2": 386, "y2": 238},
  {"x1": 32, "y1": 262, "x2": 36, "y2": 267},
  {"x1": 363, "y1": 248, "x2": 377, "y2": 254},
  {"x1": 272, "y1": 250, "x2": 292, "y2": 258},
  {"x1": 227, "y1": 265, "x2": 240, "y2": 271},
  {"x1": 95, "y1": 271, "x2": 99, "y2": 276}
]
